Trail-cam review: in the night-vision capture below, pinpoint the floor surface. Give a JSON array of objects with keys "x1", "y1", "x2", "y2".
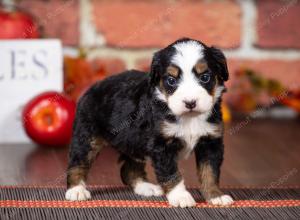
[{"x1": 0, "y1": 119, "x2": 299, "y2": 187}]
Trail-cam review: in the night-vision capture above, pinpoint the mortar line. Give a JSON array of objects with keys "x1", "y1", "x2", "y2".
[
  {"x1": 66, "y1": 0, "x2": 300, "y2": 63},
  {"x1": 79, "y1": 0, "x2": 105, "y2": 47},
  {"x1": 63, "y1": 46, "x2": 300, "y2": 61}
]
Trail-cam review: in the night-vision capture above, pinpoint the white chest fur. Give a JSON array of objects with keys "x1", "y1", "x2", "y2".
[{"x1": 162, "y1": 114, "x2": 222, "y2": 158}]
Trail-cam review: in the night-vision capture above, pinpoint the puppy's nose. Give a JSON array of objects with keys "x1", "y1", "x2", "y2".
[{"x1": 184, "y1": 100, "x2": 196, "y2": 110}]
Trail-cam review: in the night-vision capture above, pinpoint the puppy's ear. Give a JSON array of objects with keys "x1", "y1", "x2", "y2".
[
  {"x1": 150, "y1": 52, "x2": 161, "y2": 86},
  {"x1": 209, "y1": 47, "x2": 229, "y2": 81}
]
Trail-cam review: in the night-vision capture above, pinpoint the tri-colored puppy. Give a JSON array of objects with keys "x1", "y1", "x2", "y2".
[{"x1": 65, "y1": 38, "x2": 234, "y2": 208}]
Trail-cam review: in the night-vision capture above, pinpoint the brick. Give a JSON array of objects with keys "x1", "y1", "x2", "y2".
[
  {"x1": 92, "y1": 0, "x2": 241, "y2": 48},
  {"x1": 228, "y1": 59, "x2": 300, "y2": 89},
  {"x1": 19, "y1": 0, "x2": 79, "y2": 45},
  {"x1": 257, "y1": 0, "x2": 300, "y2": 48},
  {"x1": 91, "y1": 58, "x2": 126, "y2": 75},
  {"x1": 136, "y1": 58, "x2": 151, "y2": 72}
]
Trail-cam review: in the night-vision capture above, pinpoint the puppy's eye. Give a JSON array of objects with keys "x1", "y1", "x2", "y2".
[
  {"x1": 166, "y1": 76, "x2": 177, "y2": 87},
  {"x1": 199, "y1": 73, "x2": 210, "y2": 83}
]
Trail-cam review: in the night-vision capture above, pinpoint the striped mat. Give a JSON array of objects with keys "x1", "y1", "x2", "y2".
[{"x1": 0, "y1": 186, "x2": 299, "y2": 220}]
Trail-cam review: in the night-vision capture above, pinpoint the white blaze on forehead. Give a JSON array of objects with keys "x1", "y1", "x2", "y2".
[
  {"x1": 168, "y1": 41, "x2": 212, "y2": 115},
  {"x1": 172, "y1": 40, "x2": 205, "y2": 73},
  {"x1": 171, "y1": 41, "x2": 205, "y2": 95}
]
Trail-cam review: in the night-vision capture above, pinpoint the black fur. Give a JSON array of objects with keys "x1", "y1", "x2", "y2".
[{"x1": 67, "y1": 38, "x2": 229, "y2": 197}]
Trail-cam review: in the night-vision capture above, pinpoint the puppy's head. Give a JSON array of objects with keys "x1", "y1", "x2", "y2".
[{"x1": 150, "y1": 38, "x2": 228, "y2": 117}]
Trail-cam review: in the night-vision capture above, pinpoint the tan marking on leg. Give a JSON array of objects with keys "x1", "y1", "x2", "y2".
[
  {"x1": 67, "y1": 166, "x2": 89, "y2": 188},
  {"x1": 67, "y1": 137, "x2": 108, "y2": 188},
  {"x1": 87, "y1": 137, "x2": 109, "y2": 163},
  {"x1": 120, "y1": 158, "x2": 163, "y2": 197},
  {"x1": 120, "y1": 159, "x2": 147, "y2": 187},
  {"x1": 159, "y1": 173, "x2": 182, "y2": 194},
  {"x1": 198, "y1": 163, "x2": 234, "y2": 205},
  {"x1": 197, "y1": 162, "x2": 223, "y2": 200}
]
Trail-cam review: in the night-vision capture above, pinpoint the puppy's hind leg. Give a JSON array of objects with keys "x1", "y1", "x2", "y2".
[
  {"x1": 120, "y1": 155, "x2": 163, "y2": 197},
  {"x1": 66, "y1": 136, "x2": 108, "y2": 201}
]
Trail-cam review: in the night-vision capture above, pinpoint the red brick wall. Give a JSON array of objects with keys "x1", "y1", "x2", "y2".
[
  {"x1": 92, "y1": 0, "x2": 241, "y2": 48},
  {"x1": 257, "y1": 0, "x2": 300, "y2": 49},
  {"x1": 11, "y1": 0, "x2": 300, "y2": 89},
  {"x1": 19, "y1": 0, "x2": 79, "y2": 45}
]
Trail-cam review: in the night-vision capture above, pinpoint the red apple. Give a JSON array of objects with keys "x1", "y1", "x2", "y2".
[
  {"x1": 22, "y1": 92, "x2": 76, "y2": 147},
  {"x1": 0, "y1": 9, "x2": 39, "y2": 39}
]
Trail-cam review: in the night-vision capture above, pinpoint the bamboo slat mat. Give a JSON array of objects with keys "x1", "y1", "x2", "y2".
[{"x1": 0, "y1": 186, "x2": 299, "y2": 220}]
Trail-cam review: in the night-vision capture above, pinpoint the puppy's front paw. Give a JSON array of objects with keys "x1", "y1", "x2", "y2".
[
  {"x1": 166, "y1": 181, "x2": 196, "y2": 208},
  {"x1": 167, "y1": 190, "x2": 196, "y2": 208},
  {"x1": 208, "y1": 194, "x2": 234, "y2": 206},
  {"x1": 65, "y1": 185, "x2": 91, "y2": 201},
  {"x1": 134, "y1": 181, "x2": 163, "y2": 197}
]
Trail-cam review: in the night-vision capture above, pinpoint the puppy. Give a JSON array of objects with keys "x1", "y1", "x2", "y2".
[{"x1": 65, "y1": 38, "x2": 234, "y2": 208}]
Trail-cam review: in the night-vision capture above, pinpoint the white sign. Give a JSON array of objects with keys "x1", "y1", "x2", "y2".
[{"x1": 0, "y1": 39, "x2": 63, "y2": 143}]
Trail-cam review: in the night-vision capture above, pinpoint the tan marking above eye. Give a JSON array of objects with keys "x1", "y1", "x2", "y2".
[
  {"x1": 167, "y1": 65, "x2": 179, "y2": 78},
  {"x1": 195, "y1": 60, "x2": 208, "y2": 74}
]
